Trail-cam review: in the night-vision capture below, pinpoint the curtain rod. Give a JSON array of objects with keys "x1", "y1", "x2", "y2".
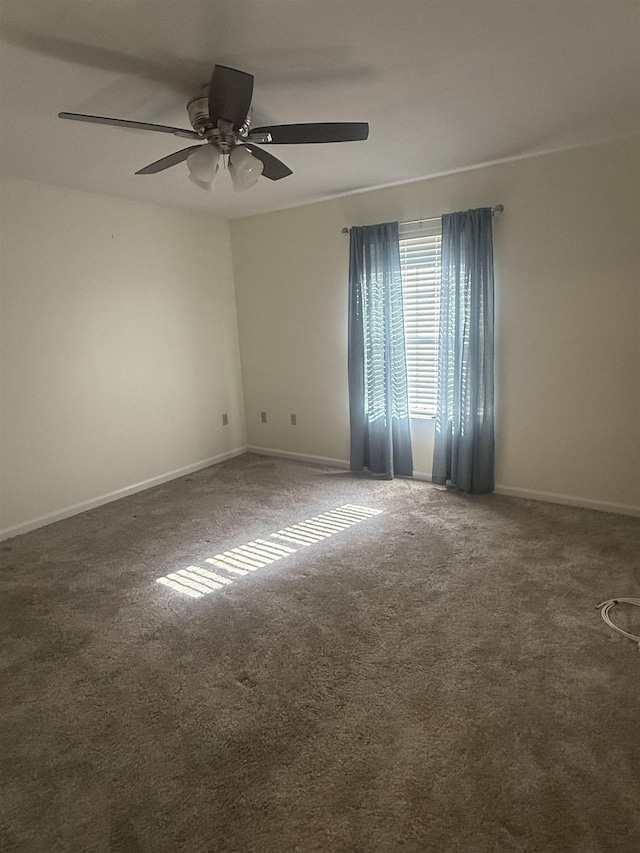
[{"x1": 341, "y1": 204, "x2": 504, "y2": 234}]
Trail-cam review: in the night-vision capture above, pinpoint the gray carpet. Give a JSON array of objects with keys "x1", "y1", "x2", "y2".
[{"x1": 1, "y1": 453, "x2": 639, "y2": 853}]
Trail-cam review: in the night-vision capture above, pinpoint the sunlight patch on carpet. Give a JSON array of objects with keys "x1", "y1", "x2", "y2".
[{"x1": 156, "y1": 504, "x2": 382, "y2": 598}]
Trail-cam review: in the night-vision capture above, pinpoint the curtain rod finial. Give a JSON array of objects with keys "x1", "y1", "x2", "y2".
[{"x1": 342, "y1": 227, "x2": 350, "y2": 234}]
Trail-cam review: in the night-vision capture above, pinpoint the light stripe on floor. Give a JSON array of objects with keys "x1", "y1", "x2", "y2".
[{"x1": 156, "y1": 503, "x2": 383, "y2": 598}]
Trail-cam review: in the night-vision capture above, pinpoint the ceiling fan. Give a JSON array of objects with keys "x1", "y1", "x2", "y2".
[{"x1": 59, "y1": 64, "x2": 369, "y2": 192}]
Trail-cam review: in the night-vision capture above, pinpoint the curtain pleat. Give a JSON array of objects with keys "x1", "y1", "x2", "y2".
[
  {"x1": 432, "y1": 208, "x2": 495, "y2": 494},
  {"x1": 348, "y1": 222, "x2": 413, "y2": 479}
]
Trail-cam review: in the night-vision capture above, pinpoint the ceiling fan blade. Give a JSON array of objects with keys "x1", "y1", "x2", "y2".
[
  {"x1": 250, "y1": 122, "x2": 369, "y2": 144},
  {"x1": 244, "y1": 144, "x2": 293, "y2": 181},
  {"x1": 135, "y1": 145, "x2": 204, "y2": 175},
  {"x1": 58, "y1": 112, "x2": 200, "y2": 139},
  {"x1": 208, "y1": 65, "x2": 254, "y2": 131}
]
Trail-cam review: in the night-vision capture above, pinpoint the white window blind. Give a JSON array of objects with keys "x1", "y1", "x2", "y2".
[{"x1": 399, "y1": 219, "x2": 442, "y2": 417}]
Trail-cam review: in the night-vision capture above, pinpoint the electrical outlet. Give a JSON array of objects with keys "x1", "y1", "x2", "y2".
[
  {"x1": 290, "y1": 413, "x2": 297, "y2": 425},
  {"x1": 222, "y1": 413, "x2": 228, "y2": 426},
  {"x1": 261, "y1": 411, "x2": 267, "y2": 423}
]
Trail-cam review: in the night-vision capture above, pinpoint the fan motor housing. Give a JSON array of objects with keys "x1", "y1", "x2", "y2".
[{"x1": 187, "y1": 96, "x2": 211, "y2": 133}]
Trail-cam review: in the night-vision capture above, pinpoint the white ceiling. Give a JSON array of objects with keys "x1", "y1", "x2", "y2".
[{"x1": 1, "y1": 1, "x2": 638, "y2": 219}]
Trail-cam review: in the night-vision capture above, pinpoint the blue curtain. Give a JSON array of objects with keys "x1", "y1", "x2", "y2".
[
  {"x1": 348, "y1": 222, "x2": 413, "y2": 479},
  {"x1": 432, "y1": 208, "x2": 495, "y2": 494}
]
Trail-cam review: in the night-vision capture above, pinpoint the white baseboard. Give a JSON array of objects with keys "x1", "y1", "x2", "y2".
[
  {"x1": 248, "y1": 447, "x2": 438, "y2": 485},
  {"x1": 5, "y1": 446, "x2": 636, "y2": 541},
  {"x1": 411, "y1": 471, "x2": 433, "y2": 482},
  {"x1": 494, "y1": 484, "x2": 640, "y2": 518},
  {"x1": 248, "y1": 447, "x2": 639, "y2": 517},
  {"x1": 248, "y1": 447, "x2": 435, "y2": 481},
  {"x1": 0, "y1": 447, "x2": 248, "y2": 541},
  {"x1": 247, "y1": 446, "x2": 350, "y2": 469}
]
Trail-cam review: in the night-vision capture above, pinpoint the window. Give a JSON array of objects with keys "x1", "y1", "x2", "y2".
[{"x1": 399, "y1": 218, "x2": 442, "y2": 417}]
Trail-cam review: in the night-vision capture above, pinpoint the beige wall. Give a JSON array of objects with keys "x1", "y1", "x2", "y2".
[
  {"x1": 231, "y1": 137, "x2": 640, "y2": 513},
  {"x1": 0, "y1": 178, "x2": 246, "y2": 536},
  {"x1": 2, "y1": 138, "x2": 638, "y2": 535}
]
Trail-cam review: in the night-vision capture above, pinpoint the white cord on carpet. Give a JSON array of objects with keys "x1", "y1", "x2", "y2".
[{"x1": 595, "y1": 598, "x2": 640, "y2": 653}]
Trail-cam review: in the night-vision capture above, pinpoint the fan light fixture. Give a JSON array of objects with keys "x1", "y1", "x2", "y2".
[
  {"x1": 187, "y1": 144, "x2": 220, "y2": 190},
  {"x1": 229, "y1": 146, "x2": 264, "y2": 192}
]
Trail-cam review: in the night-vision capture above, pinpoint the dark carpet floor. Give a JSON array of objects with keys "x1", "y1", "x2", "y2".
[{"x1": 1, "y1": 453, "x2": 639, "y2": 853}]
